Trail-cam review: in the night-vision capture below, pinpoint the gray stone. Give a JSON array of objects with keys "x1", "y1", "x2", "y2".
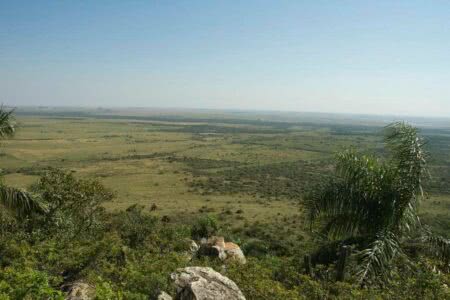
[
  {"x1": 62, "y1": 281, "x2": 94, "y2": 300},
  {"x1": 183, "y1": 240, "x2": 200, "y2": 261},
  {"x1": 189, "y1": 240, "x2": 199, "y2": 253},
  {"x1": 171, "y1": 266, "x2": 246, "y2": 300},
  {"x1": 224, "y1": 246, "x2": 246, "y2": 264}
]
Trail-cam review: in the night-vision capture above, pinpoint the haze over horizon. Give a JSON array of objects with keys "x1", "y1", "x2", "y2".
[{"x1": 2, "y1": 1, "x2": 450, "y2": 117}]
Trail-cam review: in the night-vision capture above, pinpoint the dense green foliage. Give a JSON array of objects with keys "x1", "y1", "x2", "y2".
[{"x1": 1, "y1": 170, "x2": 449, "y2": 299}]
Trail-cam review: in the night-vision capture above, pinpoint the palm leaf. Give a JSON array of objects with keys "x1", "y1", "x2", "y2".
[
  {"x1": 356, "y1": 230, "x2": 401, "y2": 284},
  {"x1": 385, "y1": 122, "x2": 427, "y2": 193},
  {"x1": 385, "y1": 122, "x2": 427, "y2": 230},
  {"x1": 0, "y1": 185, "x2": 47, "y2": 217},
  {"x1": 421, "y1": 227, "x2": 450, "y2": 266},
  {"x1": 306, "y1": 150, "x2": 399, "y2": 238},
  {"x1": 0, "y1": 107, "x2": 16, "y2": 138}
]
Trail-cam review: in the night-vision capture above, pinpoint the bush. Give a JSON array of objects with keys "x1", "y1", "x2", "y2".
[
  {"x1": 112, "y1": 204, "x2": 157, "y2": 248},
  {"x1": 226, "y1": 258, "x2": 303, "y2": 300},
  {"x1": 0, "y1": 267, "x2": 63, "y2": 300},
  {"x1": 31, "y1": 169, "x2": 114, "y2": 238},
  {"x1": 241, "y1": 239, "x2": 269, "y2": 257},
  {"x1": 191, "y1": 215, "x2": 219, "y2": 240}
]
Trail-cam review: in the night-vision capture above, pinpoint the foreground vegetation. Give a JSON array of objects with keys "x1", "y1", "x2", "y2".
[
  {"x1": 1, "y1": 169, "x2": 449, "y2": 299},
  {"x1": 1, "y1": 108, "x2": 450, "y2": 299}
]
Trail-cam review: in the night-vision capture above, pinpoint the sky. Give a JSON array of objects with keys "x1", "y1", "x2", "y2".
[{"x1": 1, "y1": 1, "x2": 450, "y2": 117}]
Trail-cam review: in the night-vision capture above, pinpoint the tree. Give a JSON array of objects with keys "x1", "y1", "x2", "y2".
[
  {"x1": 0, "y1": 108, "x2": 46, "y2": 218},
  {"x1": 305, "y1": 122, "x2": 450, "y2": 284},
  {"x1": 32, "y1": 169, "x2": 114, "y2": 237}
]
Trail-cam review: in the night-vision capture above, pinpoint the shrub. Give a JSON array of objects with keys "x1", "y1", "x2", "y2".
[
  {"x1": 226, "y1": 258, "x2": 303, "y2": 300},
  {"x1": 241, "y1": 239, "x2": 269, "y2": 257},
  {"x1": 0, "y1": 267, "x2": 63, "y2": 300},
  {"x1": 112, "y1": 204, "x2": 157, "y2": 248},
  {"x1": 31, "y1": 169, "x2": 114, "y2": 238},
  {"x1": 191, "y1": 215, "x2": 219, "y2": 240}
]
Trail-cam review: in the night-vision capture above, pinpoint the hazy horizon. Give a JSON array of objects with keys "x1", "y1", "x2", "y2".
[
  {"x1": 2, "y1": 1, "x2": 450, "y2": 117},
  {"x1": 14, "y1": 105, "x2": 450, "y2": 123}
]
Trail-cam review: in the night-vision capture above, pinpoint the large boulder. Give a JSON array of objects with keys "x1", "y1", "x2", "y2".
[
  {"x1": 198, "y1": 236, "x2": 246, "y2": 264},
  {"x1": 62, "y1": 281, "x2": 94, "y2": 300},
  {"x1": 171, "y1": 267, "x2": 246, "y2": 300}
]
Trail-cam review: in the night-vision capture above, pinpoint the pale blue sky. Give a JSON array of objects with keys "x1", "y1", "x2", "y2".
[{"x1": 1, "y1": 1, "x2": 449, "y2": 116}]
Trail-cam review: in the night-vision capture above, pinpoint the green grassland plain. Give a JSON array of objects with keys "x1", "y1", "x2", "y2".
[{"x1": 3, "y1": 108, "x2": 450, "y2": 241}]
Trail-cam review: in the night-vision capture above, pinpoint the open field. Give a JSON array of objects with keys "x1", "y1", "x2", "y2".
[{"x1": 3, "y1": 108, "x2": 450, "y2": 240}]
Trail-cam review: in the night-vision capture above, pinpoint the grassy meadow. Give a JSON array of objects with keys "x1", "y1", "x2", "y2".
[{"x1": 3, "y1": 109, "x2": 450, "y2": 239}]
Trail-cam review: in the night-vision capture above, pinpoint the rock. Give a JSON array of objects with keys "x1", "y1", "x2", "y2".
[
  {"x1": 157, "y1": 291, "x2": 173, "y2": 300},
  {"x1": 210, "y1": 236, "x2": 225, "y2": 248},
  {"x1": 171, "y1": 267, "x2": 246, "y2": 300},
  {"x1": 198, "y1": 236, "x2": 246, "y2": 264},
  {"x1": 224, "y1": 242, "x2": 246, "y2": 264},
  {"x1": 184, "y1": 240, "x2": 200, "y2": 261},
  {"x1": 189, "y1": 240, "x2": 199, "y2": 254},
  {"x1": 62, "y1": 281, "x2": 94, "y2": 300},
  {"x1": 198, "y1": 243, "x2": 227, "y2": 260}
]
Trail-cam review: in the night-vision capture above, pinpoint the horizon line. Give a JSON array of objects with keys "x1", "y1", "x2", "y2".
[{"x1": 10, "y1": 104, "x2": 450, "y2": 121}]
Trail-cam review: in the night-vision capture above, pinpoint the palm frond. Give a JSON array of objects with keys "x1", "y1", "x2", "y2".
[
  {"x1": 385, "y1": 122, "x2": 427, "y2": 229},
  {"x1": 0, "y1": 107, "x2": 16, "y2": 139},
  {"x1": 0, "y1": 185, "x2": 47, "y2": 217},
  {"x1": 356, "y1": 230, "x2": 401, "y2": 284},
  {"x1": 385, "y1": 122, "x2": 427, "y2": 191},
  {"x1": 306, "y1": 179, "x2": 370, "y2": 238},
  {"x1": 306, "y1": 150, "x2": 397, "y2": 238},
  {"x1": 321, "y1": 212, "x2": 364, "y2": 239},
  {"x1": 399, "y1": 202, "x2": 421, "y2": 234},
  {"x1": 421, "y1": 227, "x2": 450, "y2": 266}
]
